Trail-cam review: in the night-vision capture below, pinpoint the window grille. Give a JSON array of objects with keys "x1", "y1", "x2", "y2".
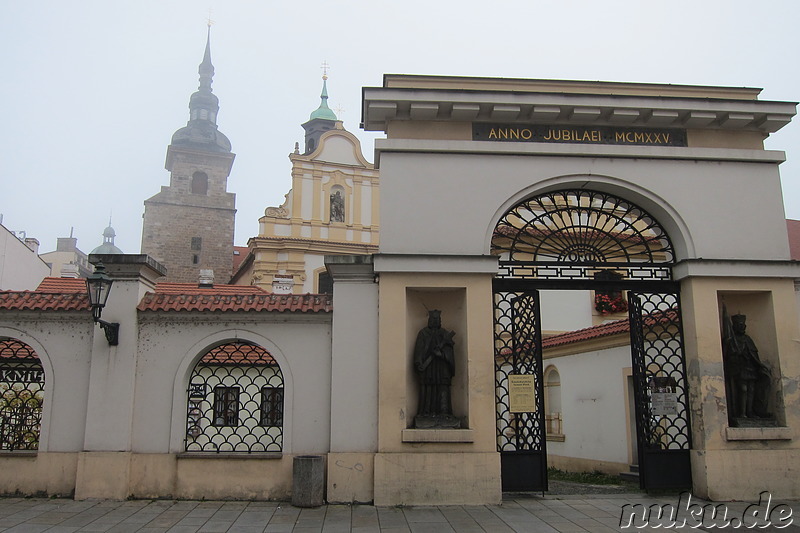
[
  {"x1": 213, "y1": 387, "x2": 239, "y2": 426},
  {"x1": 185, "y1": 342, "x2": 284, "y2": 453},
  {"x1": 260, "y1": 387, "x2": 284, "y2": 427},
  {"x1": 0, "y1": 339, "x2": 44, "y2": 451}
]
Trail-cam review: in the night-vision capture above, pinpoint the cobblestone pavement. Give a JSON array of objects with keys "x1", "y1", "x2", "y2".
[{"x1": 0, "y1": 493, "x2": 797, "y2": 532}]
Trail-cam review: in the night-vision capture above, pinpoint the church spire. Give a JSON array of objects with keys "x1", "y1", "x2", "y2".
[
  {"x1": 170, "y1": 26, "x2": 231, "y2": 153},
  {"x1": 309, "y1": 64, "x2": 338, "y2": 121},
  {"x1": 301, "y1": 63, "x2": 339, "y2": 154}
]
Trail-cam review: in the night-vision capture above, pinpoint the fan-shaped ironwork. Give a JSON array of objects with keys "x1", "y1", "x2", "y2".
[
  {"x1": 0, "y1": 339, "x2": 44, "y2": 451},
  {"x1": 492, "y1": 190, "x2": 675, "y2": 281},
  {"x1": 185, "y1": 341, "x2": 284, "y2": 453}
]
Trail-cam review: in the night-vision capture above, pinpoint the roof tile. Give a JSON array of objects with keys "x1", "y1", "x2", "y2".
[
  {"x1": 137, "y1": 292, "x2": 332, "y2": 313},
  {"x1": 36, "y1": 277, "x2": 86, "y2": 293},
  {"x1": 0, "y1": 291, "x2": 90, "y2": 312}
]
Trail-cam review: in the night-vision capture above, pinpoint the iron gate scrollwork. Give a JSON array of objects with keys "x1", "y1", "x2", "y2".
[
  {"x1": 628, "y1": 292, "x2": 692, "y2": 489},
  {"x1": 492, "y1": 188, "x2": 691, "y2": 492},
  {"x1": 494, "y1": 290, "x2": 547, "y2": 492}
]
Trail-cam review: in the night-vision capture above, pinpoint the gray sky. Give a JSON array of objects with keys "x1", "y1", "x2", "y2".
[{"x1": 2, "y1": 0, "x2": 800, "y2": 254}]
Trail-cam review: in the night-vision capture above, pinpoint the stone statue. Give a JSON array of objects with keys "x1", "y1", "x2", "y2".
[
  {"x1": 330, "y1": 190, "x2": 344, "y2": 223},
  {"x1": 413, "y1": 310, "x2": 460, "y2": 429},
  {"x1": 722, "y1": 311, "x2": 772, "y2": 424}
]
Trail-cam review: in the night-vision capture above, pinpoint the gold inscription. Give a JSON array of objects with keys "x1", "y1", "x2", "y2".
[
  {"x1": 543, "y1": 129, "x2": 602, "y2": 142},
  {"x1": 488, "y1": 128, "x2": 533, "y2": 140}
]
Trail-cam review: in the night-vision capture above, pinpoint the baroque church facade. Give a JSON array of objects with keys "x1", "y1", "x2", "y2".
[{"x1": 232, "y1": 75, "x2": 379, "y2": 293}]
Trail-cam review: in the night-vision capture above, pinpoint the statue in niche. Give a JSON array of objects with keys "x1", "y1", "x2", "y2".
[
  {"x1": 330, "y1": 190, "x2": 344, "y2": 223},
  {"x1": 721, "y1": 310, "x2": 773, "y2": 426},
  {"x1": 413, "y1": 310, "x2": 460, "y2": 429}
]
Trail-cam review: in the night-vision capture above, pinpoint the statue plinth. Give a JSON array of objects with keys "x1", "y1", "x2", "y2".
[
  {"x1": 730, "y1": 416, "x2": 778, "y2": 428},
  {"x1": 414, "y1": 414, "x2": 462, "y2": 429}
]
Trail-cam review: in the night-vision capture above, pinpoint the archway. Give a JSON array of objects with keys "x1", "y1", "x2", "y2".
[
  {"x1": 0, "y1": 338, "x2": 45, "y2": 451},
  {"x1": 492, "y1": 189, "x2": 691, "y2": 492},
  {"x1": 184, "y1": 341, "x2": 284, "y2": 453}
]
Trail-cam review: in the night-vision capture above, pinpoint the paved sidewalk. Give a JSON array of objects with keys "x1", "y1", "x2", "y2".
[{"x1": 0, "y1": 493, "x2": 797, "y2": 532}]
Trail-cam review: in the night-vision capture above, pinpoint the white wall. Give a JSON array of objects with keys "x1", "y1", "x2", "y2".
[
  {"x1": 135, "y1": 314, "x2": 333, "y2": 455},
  {"x1": 545, "y1": 345, "x2": 631, "y2": 466},
  {"x1": 0, "y1": 226, "x2": 49, "y2": 290},
  {"x1": 540, "y1": 290, "x2": 594, "y2": 332},
  {"x1": 377, "y1": 146, "x2": 789, "y2": 263}
]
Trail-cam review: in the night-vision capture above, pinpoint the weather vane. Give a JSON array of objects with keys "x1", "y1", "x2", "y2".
[
  {"x1": 207, "y1": 8, "x2": 215, "y2": 28},
  {"x1": 321, "y1": 60, "x2": 330, "y2": 80}
]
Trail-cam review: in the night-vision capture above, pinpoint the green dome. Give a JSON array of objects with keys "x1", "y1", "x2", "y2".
[
  {"x1": 309, "y1": 79, "x2": 337, "y2": 121},
  {"x1": 90, "y1": 225, "x2": 123, "y2": 255}
]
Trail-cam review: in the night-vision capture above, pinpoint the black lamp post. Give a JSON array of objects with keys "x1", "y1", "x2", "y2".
[{"x1": 86, "y1": 262, "x2": 120, "y2": 345}]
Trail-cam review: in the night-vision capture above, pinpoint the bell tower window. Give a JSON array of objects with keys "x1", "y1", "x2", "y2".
[{"x1": 191, "y1": 172, "x2": 209, "y2": 195}]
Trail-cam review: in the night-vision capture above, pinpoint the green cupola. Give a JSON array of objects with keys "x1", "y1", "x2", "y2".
[{"x1": 301, "y1": 73, "x2": 339, "y2": 154}]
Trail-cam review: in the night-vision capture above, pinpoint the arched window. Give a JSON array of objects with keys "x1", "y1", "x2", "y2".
[
  {"x1": 0, "y1": 339, "x2": 45, "y2": 451},
  {"x1": 185, "y1": 341, "x2": 284, "y2": 453},
  {"x1": 191, "y1": 172, "x2": 209, "y2": 195},
  {"x1": 544, "y1": 366, "x2": 563, "y2": 440}
]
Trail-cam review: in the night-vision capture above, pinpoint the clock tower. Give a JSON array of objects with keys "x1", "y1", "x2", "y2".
[{"x1": 141, "y1": 27, "x2": 236, "y2": 283}]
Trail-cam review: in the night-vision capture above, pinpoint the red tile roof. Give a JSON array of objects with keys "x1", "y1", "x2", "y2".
[
  {"x1": 36, "y1": 277, "x2": 86, "y2": 293},
  {"x1": 787, "y1": 220, "x2": 800, "y2": 261},
  {"x1": 232, "y1": 246, "x2": 250, "y2": 273},
  {"x1": 0, "y1": 339, "x2": 40, "y2": 360},
  {"x1": 200, "y1": 342, "x2": 276, "y2": 365},
  {"x1": 154, "y1": 282, "x2": 267, "y2": 295},
  {"x1": 137, "y1": 293, "x2": 332, "y2": 313},
  {"x1": 1, "y1": 276, "x2": 327, "y2": 314},
  {"x1": 0, "y1": 291, "x2": 90, "y2": 312},
  {"x1": 542, "y1": 317, "x2": 630, "y2": 348}
]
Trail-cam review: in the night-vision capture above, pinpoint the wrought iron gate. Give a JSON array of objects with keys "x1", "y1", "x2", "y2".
[
  {"x1": 491, "y1": 188, "x2": 692, "y2": 492},
  {"x1": 628, "y1": 291, "x2": 692, "y2": 489},
  {"x1": 494, "y1": 290, "x2": 547, "y2": 492}
]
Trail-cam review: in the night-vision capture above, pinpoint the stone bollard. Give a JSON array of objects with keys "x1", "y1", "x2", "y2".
[{"x1": 291, "y1": 455, "x2": 324, "y2": 507}]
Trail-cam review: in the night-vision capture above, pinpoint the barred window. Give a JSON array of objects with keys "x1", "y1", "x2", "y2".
[
  {"x1": 260, "y1": 387, "x2": 283, "y2": 427},
  {"x1": 185, "y1": 342, "x2": 284, "y2": 453},
  {"x1": 213, "y1": 387, "x2": 239, "y2": 427},
  {"x1": 0, "y1": 339, "x2": 45, "y2": 451}
]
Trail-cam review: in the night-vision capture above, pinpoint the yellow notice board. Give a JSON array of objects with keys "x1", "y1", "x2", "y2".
[{"x1": 509, "y1": 374, "x2": 536, "y2": 413}]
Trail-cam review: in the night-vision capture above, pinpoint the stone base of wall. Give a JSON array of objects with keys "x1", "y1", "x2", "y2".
[
  {"x1": 0, "y1": 452, "x2": 77, "y2": 497},
  {"x1": 692, "y1": 449, "x2": 800, "y2": 501},
  {"x1": 547, "y1": 454, "x2": 629, "y2": 476},
  {"x1": 374, "y1": 452, "x2": 501, "y2": 506},
  {"x1": 326, "y1": 452, "x2": 374, "y2": 504},
  {"x1": 5, "y1": 452, "x2": 297, "y2": 501}
]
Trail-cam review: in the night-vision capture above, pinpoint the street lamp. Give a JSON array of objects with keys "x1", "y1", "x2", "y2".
[{"x1": 86, "y1": 262, "x2": 120, "y2": 345}]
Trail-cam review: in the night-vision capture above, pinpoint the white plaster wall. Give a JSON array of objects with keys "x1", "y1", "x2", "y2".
[
  {"x1": 134, "y1": 314, "x2": 333, "y2": 455},
  {"x1": 317, "y1": 136, "x2": 362, "y2": 166},
  {"x1": 0, "y1": 318, "x2": 93, "y2": 452},
  {"x1": 540, "y1": 290, "x2": 594, "y2": 332},
  {"x1": 0, "y1": 228, "x2": 50, "y2": 290},
  {"x1": 545, "y1": 345, "x2": 631, "y2": 465},
  {"x1": 377, "y1": 147, "x2": 789, "y2": 262},
  {"x1": 329, "y1": 279, "x2": 379, "y2": 452},
  {"x1": 303, "y1": 254, "x2": 326, "y2": 292}
]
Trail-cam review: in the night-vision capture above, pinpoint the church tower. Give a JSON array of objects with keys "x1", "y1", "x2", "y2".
[{"x1": 141, "y1": 27, "x2": 236, "y2": 283}]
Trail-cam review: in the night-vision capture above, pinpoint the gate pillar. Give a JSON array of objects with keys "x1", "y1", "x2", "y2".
[
  {"x1": 679, "y1": 274, "x2": 800, "y2": 501},
  {"x1": 372, "y1": 255, "x2": 501, "y2": 506}
]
